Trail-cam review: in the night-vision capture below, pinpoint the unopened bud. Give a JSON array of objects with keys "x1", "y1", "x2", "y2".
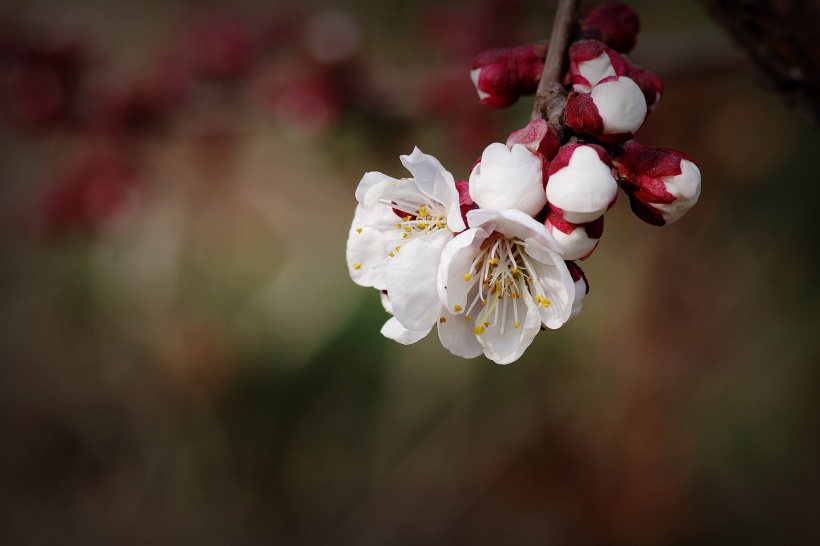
[
  {"x1": 546, "y1": 144, "x2": 617, "y2": 224},
  {"x1": 565, "y1": 75, "x2": 647, "y2": 143},
  {"x1": 470, "y1": 43, "x2": 547, "y2": 108},
  {"x1": 614, "y1": 140, "x2": 702, "y2": 226},
  {"x1": 580, "y1": 2, "x2": 641, "y2": 54},
  {"x1": 544, "y1": 210, "x2": 604, "y2": 260},
  {"x1": 567, "y1": 39, "x2": 628, "y2": 93}
]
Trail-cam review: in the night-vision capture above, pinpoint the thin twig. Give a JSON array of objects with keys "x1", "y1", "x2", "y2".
[{"x1": 531, "y1": 0, "x2": 581, "y2": 123}]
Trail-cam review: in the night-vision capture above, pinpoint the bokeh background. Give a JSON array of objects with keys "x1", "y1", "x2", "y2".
[{"x1": 1, "y1": 0, "x2": 819, "y2": 544}]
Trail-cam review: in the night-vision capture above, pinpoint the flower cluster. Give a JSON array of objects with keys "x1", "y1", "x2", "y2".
[{"x1": 347, "y1": 2, "x2": 701, "y2": 364}]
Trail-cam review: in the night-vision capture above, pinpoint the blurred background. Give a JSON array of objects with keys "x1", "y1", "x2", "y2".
[{"x1": 1, "y1": 0, "x2": 818, "y2": 544}]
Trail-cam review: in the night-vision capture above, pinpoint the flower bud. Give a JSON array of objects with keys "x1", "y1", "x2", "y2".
[
  {"x1": 626, "y1": 60, "x2": 663, "y2": 111},
  {"x1": 579, "y1": 2, "x2": 640, "y2": 54},
  {"x1": 567, "y1": 39, "x2": 628, "y2": 93},
  {"x1": 614, "y1": 140, "x2": 702, "y2": 226},
  {"x1": 565, "y1": 76, "x2": 647, "y2": 143},
  {"x1": 546, "y1": 144, "x2": 617, "y2": 224},
  {"x1": 470, "y1": 43, "x2": 547, "y2": 108},
  {"x1": 566, "y1": 261, "x2": 589, "y2": 321},
  {"x1": 544, "y1": 210, "x2": 604, "y2": 260},
  {"x1": 505, "y1": 118, "x2": 561, "y2": 161},
  {"x1": 469, "y1": 141, "x2": 547, "y2": 217}
]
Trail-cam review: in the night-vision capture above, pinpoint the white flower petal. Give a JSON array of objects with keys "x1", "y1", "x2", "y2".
[
  {"x1": 437, "y1": 307, "x2": 483, "y2": 358},
  {"x1": 477, "y1": 290, "x2": 541, "y2": 365},
  {"x1": 380, "y1": 291, "x2": 393, "y2": 314},
  {"x1": 466, "y1": 208, "x2": 561, "y2": 253},
  {"x1": 546, "y1": 146, "x2": 617, "y2": 224},
  {"x1": 347, "y1": 204, "x2": 403, "y2": 290},
  {"x1": 576, "y1": 52, "x2": 616, "y2": 91},
  {"x1": 438, "y1": 228, "x2": 487, "y2": 313},
  {"x1": 591, "y1": 77, "x2": 647, "y2": 134},
  {"x1": 522, "y1": 238, "x2": 575, "y2": 329},
  {"x1": 381, "y1": 317, "x2": 432, "y2": 345},
  {"x1": 355, "y1": 171, "x2": 396, "y2": 205},
  {"x1": 469, "y1": 143, "x2": 547, "y2": 217},
  {"x1": 400, "y1": 147, "x2": 465, "y2": 232},
  {"x1": 652, "y1": 159, "x2": 701, "y2": 224},
  {"x1": 549, "y1": 224, "x2": 599, "y2": 260},
  {"x1": 386, "y1": 229, "x2": 452, "y2": 331}
]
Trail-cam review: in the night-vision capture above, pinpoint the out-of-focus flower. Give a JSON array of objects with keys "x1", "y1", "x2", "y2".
[
  {"x1": 469, "y1": 139, "x2": 548, "y2": 217},
  {"x1": 567, "y1": 39, "x2": 628, "y2": 93},
  {"x1": 304, "y1": 9, "x2": 362, "y2": 65},
  {"x1": 181, "y1": 16, "x2": 257, "y2": 80},
  {"x1": 546, "y1": 143, "x2": 617, "y2": 224},
  {"x1": 470, "y1": 43, "x2": 547, "y2": 108},
  {"x1": 544, "y1": 210, "x2": 604, "y2": 260},
  {"x1": 37, "y1": 149, "x2": 139, "y2": 238},
  {"x1": 437, "y1": 208, "x2": 575, "y2": 364},
  {"x1": 348, "y1": 148, "x2": 465, "y2": 335},
  {"x1": 579, "y1": 2, "x2": 640, "y2": 54},
  {"x1": 565, "y1": 75, "x2": 647, "y2": 143},
  {"x1": 614, "y1": 140, "x2": 702, "y2": 226}
]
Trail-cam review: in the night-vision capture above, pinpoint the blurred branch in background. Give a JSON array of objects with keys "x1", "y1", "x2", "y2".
[{"x1": 699, "y1": 0, "x2": 820, "y2": 127}]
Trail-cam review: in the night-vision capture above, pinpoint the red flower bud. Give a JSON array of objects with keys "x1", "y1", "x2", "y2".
[{"x1": 470, "y1": 43, "x2": 547, "y2": 108}]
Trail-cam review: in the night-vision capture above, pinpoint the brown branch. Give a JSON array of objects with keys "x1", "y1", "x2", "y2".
[
  {"x1": 699, "y1": 0, "x2": 820, "y2": 128},
  {"x1": 531, "y1": 0, "x2": 581, "y2": 124}
]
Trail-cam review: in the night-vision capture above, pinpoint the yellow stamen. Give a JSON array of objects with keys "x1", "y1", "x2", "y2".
[
  {"x1": 395, "y1": 246, "x2": 401, "y2": 252},
  {"x1": 396, "y1": 223, "x2": 402, "y2": 229},
  {"x1": 389, "y1": 252, "x2": 395, "y2": 257},
  {"x1": 541, "y1": 298, "x2": 551, "y2": 307},
  {"x1": 403, "y1": 234, "x2": 409, "y2": 239},
  {"x1": 403, "y1": 215, "x2": 412, "y2": 221},
  {"x1": 463, "y1": 273, "x2": 472, "y2": 281},
  {"x1": 481, "y1": 300, "x2": 487, "y2": 307},
  {"x1": 356, "y1": 227, "x2": 363, "y2": 233},
  {"x1": 465, "y1": 315, "x2": 471, "y2": 322},
  {"x1": 453, "y1": 305, "x2": 462, "y2": 312},
  {"x1": 404, "y1": 226, "x2": 412, "y2": 233},
  {"x1": 473, "y1": 325, "x2": 485, "y2": 335},
  {"x1": 353, "y1": 263, "x2": 361, "y2": 270},
  {"x1": 514, "y1": 321, "x2": 520, "y2": 329},
  {"x1": 489, "y1": 258, "x2": 498, "y2": 266},
  {"x1": 511, "y1": 267, "x2": 518, "y2": 274},
  {"x1": 439, "y1": 316, "x2": 446, "y2": 323}
]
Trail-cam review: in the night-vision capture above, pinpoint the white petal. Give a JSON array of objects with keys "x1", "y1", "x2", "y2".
[
  {"x1": 380, "y1": 291, "x2": 393, "y2": 314},
  {"x1": 652, "y1": 159, "x2": 701, "y2": 224},
  {"x1": 469, "y1": 143, "x2": 547, "y2": 217},
  {"x1": 522, "y1": 238, "x2": 575, "y2": 329},
  {"x1": 477, "y1": 290, "x2": 541, "y2": 365},
  {"x1": 381, "y1": 317, "x2": 431, "y2": 345},
  {"x1": 437, "y1": 306, "x2": 483, "y2": 358},
  {"x1": 466, "y1": 208, "x2": 562, "y2": 253},
  {"x1": 347, "y1": 204, "x2": 403, "y2": 290},
  {"x1": 355, "y1": 171, "x2": 395, "y2": 205},
  {"x1": 569, "y1": 278, "x2": 587, "y2": 322},
  {"x1": 437, "y1": 228, "x2": 487, "y2": 313},
  {"x1": 591, "y1": 77, "x2": 647, "y2": 134},
  {"x1": 360, "y1": 177, "x2": 424, "y2": 209},
  {"x1": 548, "y1": 223, "x2": 599, "y2": 260},
  {"x1": 400, "y1": 148, "x2": 465, "y2": 232},
  {"x1": 576, "y1": 52, "x2": 616, "y2": 91},
  {"x1": 546, "y1": 146, "x2": 617, "y2": 224},
  {"x1": 386, "y1": 229, "x2": 452, "y2": 331}
]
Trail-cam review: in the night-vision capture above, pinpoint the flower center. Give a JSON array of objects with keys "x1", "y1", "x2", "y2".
[
  {"x1": 459, "y1": 236, "x2": 552, "y2": 335},
  {"x1": 381, "y1": 198, "x2": 447, "y2": 256}
]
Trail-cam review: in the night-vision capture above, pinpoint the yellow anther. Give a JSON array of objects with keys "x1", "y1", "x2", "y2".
[
  {"x1": 396, "y1": 223, "x2": 402, "y2": 229},
  {"x1": 541, "y1": 299, "x2": 551, "y2": 307},
  {"x1": 510, "y1": 267, "x2": 518, "y2": 274},
  {"x1": 534, "y1": 294, "x2": 542, "y2": 303},
  {"x1": 395, "y1": 246, "x2": 401, "y2": 252},
  {"x1": 403, "y1": 215, "x2": 412, "y2": 221},
  {"x1": 465, "y1": 315, "x2": 471, "y2": 322},
  {"x1": 489, "y1": 258, "x2": 498, "y2": 265},
  {"x1": 353, "y1": 263, "x2": 361, "y2": 270},
  {"x1": 404, "y1": 226, "x2": 412, "y2": 232},
  {"x1": 439, "y1": 316, "x2": 446, "y2": 323},
  {"x1": 484, "y1": 321, "x2": 491, "y2": 327},
  {"x1": 389, "y1": 252, "x2": 395, "y2": 257},
  {"x1": 481, "y1": 300, "x2": 487, "y2": 307},
  {"x1": 356, "y1": 227, "x2": 363, "y2": 233},
  {"x1": 418, "y1": 206, "x2": 427, "y2": 217},
  {"x1": 514, "y1": 321, "x2": 521, "y2": 329},
  {"x1": 473, "y1": 325, "x2": 485, "y2": 335},
  {"x1": 417, "y1": 223, "x2": 428, "y2": 230},
  {"x1": 463, "y1": 273, "x2": 472, "y2": 281},
  {"x1": 453, "y1": 305, "x2": 462, "y2": 312},
  {"x1": 403, "y1": 234, "x2": 409, "y2": 239},
  {"x1": 436, "y1": 221, "x2": 445, "y2": 228}
]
